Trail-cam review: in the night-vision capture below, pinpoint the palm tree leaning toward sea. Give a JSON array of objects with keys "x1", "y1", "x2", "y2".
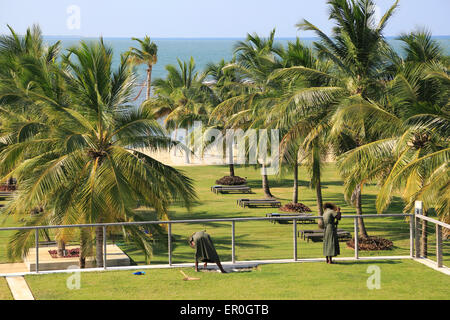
[
  {"x1": 337, "y1": 30, "x2": 450, "y2": 234},
  {"x1": 143, "y1": 57, "x2": 212, "y2": 163},
  {"x1": 269, "y1": 0, "x2": 401, "y2": 237},
  {"x1": 0, "y1": 29, "x2": 196, "y2": 267},
  {"x1": 211, "y1": 30, "x2": 284, "y2": 198},
  {"x1": 127, "y1": 35, "x2": 158, "y2": 100}
]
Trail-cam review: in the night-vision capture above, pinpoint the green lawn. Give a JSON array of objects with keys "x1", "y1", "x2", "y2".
[
  {"x1": 25, "y1": 260, "x2": 450, "y2": 300},
  {"x1": 1, "y1": 164, "x2": 449, "y2": 300},
  {"x1": 1, "y1": 164, "x2": 446, "y2": 266},
  {"x1": 117, "y1": 164, "x2": 417, "y2": 265},
  {"x1": 0, "y1": 277, "x2": 12, "y2": 300}
]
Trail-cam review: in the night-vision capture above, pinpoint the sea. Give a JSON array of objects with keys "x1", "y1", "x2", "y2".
[
  {"x1": 43, "y1": 36, "x2": 450, "y2": 105},
  {"x1": 44, "y1": 36, "x2": 450, "y2": 80}
]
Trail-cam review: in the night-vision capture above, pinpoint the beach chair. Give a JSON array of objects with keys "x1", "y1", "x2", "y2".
[
  {"x1": 266, "y1": 212, "x2": 315, "y2": 224},
  {"x1": 211, "y1": 185, "x2": 252, "y2": 194},
  {"x1": 238, "y1": 199, "x2": 281, "y2": 208}
]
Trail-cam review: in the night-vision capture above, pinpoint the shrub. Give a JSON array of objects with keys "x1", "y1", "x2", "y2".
[
  {"x1": 215, "y1": 176, "x2": 247, "y2": 185},
  {"x1": 346, "y1": 237, "x2": 393, "y2": 251},
  {"x1": 279, "y1": 202, "x2": 312, "y2": 213}
]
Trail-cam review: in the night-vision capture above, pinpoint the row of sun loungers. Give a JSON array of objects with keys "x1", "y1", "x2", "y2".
[{"x1": 0, "y1": 191, "x2": 14, "y2": 208}]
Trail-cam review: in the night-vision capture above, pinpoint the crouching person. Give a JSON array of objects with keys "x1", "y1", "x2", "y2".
[{"x1": 189, "y1": 231, "x2": 227, "y2": 273}]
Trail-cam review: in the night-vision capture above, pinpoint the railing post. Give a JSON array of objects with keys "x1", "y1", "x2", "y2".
[
  {"x1": 409, "y1": 215, "x2": 415, "y2": 258},
  {"x1": 103, "y1": 225, "x2": 107, "y2": 270},
  {"x1": 415, "y1": 201, "x2": 422, "y2": 258},
  {"x1": 436, "y1": 225, "x2": 443, "y2": 268},
  {"x1": 168, "y1": 223, "x2": 172, "y2": 266},
  {"x1": 35, "y1": 229, "x2": 39, "y2": 273},
  {"x1": 231, "y1": 221, "x2": 236, "y2": 264},
  {"x1": 354, "y1": 217, "x2": 359, "y2": 259},
  {"x1": 293, "y1": 219, "x2": 297, "y2": 261}
]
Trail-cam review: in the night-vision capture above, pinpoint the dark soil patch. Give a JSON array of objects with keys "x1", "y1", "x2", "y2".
[
  {"x1": 279, "y1": 202, "x2": 312, "y2": 213},
  {"x1": 215, "y1": 176, "x2": 247, "y2": 185},
  {"x1": 346, "y1": 237, "x2": 393, "y2": 251},
  {"x1": 48, "y1": 248, "x2": 80, "y2": 258}
]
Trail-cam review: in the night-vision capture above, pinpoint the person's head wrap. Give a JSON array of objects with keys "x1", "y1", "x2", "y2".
[{"x1": 323, "y1": 202, "x2": 338, "y2": 211}]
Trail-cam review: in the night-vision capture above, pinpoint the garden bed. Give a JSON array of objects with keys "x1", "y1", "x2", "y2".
[
  {"x1": 346, "y1": 237, "x2": 393, "y2": 251},
  {"x1": 279, "y1": 202, "x2": 312, "y2": 213},
  {"x1": 48, "y1": 248, "x2": 80, "y2": 258},
  {"x1": 215, "y1": 176, "x2": 247, "y2": 185}
]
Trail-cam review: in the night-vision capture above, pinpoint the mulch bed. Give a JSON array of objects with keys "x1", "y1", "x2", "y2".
[
  {"x1": 0, "y1": 185, "x2": 16, "y2": 191},
  {"x1": 48, "y1": 248, "x2": 80, "y2": 258},
  {"x1": 346, "y1": 237, "x2": 393, "y2": 251},
  {"x1": 215, "y1": 176, "x2": 247, "y2": 185},
  {"x1": 279, "y1": 202, "x2": 312, "y2": 213}
]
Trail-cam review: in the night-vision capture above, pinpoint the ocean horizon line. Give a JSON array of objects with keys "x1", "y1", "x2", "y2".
[{"x1": 32, "y1": 35, "x2": 450, "y2": 41}]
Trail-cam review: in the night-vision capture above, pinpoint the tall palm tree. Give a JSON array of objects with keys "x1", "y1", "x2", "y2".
[
  {"x1": 0, "y1": 34, "x2": 196, "y2": 267},
  {"x1": 276, "y1": 0, "x2": 401, "y2": 237},
  {"x1": 144, "y1": 57, "x2": 210, "y2": 129},
  {"x1": 337, "y1": 30, "x2": 449, "y2": 223},
  {"x1": 205, "y1": 58, "x2": 246, "y2": 177},
  {"x1": 128, "y1": 35, "x2": 158, "y2": 99},
  {"x1": 211, "y1": 30, "x2": 285, "y2": 198},
  {"x1": 143, "y1": 57, "x2": 212, "y2": 163},
  {"x1": 272, "y1": 38, "x2": 340, "y2": 214}
]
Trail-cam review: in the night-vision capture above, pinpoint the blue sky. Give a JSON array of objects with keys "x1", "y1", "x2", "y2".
[{"x1": 1, "y1": 0, "x2": 449, "y2": 38}]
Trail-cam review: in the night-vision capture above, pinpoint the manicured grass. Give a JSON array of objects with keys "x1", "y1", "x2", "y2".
[
  {"x1": 0, "y1": 214, "x2": 30, "y2": 263},
  {"x1": 25, "y1": 260, "x2": 450, "y2": 300},
  {"x1": 0, "y1": 277, "x2": 12, "y2": 300},
  {"x1": 117, "y1": 164, "x2": 416, "y2": 266}
]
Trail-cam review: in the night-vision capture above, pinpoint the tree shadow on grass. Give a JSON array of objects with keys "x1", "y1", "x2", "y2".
[{"x1": 333, "y1": 259, "x2": 402, "y2": 266}]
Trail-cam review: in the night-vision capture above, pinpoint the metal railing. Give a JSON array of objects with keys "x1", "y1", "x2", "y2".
[
  {"x1": 0, "y1": 213, "x2": 419, "y2": 274},
  {"x1": 413, "y1": 201, "x2": 449, "y2": 268}
]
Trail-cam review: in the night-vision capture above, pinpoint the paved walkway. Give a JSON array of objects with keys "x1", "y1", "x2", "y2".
[
  {"x1": 0, "y1": 263, "x2": 28, "y2": 276},
  {"x1": 413, "y1": 257, "x2": 450, "y2": 276},
  {"x1": 5, "y1": 276, "x2": 34, "y2": 300}
]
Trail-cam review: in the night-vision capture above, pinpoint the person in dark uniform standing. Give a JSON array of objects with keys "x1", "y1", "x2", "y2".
[
  {"x1": 322, "y1": 203, "x2": 342, "y2": 264},
  {"x1": 189, "y1": 231, "x2": 227, "y2": 273}
]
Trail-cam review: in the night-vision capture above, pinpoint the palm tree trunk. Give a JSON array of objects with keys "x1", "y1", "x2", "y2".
[
  {"x1": 228, "y1": 139, "x2": 235, "y2": 177},
  {"x1": 79, "y1": 239, "x2": 86, "y2": 269},
  {"x1": 79, "y1": 229, "x2": 89, "y2": 269},
  {"x1": 146, "y1": 66, "x2": 152, "y2": 99},
  {"x1": 315, "y1": 181, "x2": 323, "y2": 216},
  {"x1": 57, "y1": 240, "x2": 65, "y2": 257},
  {"x1": 354, "y1": 184, "x2": 369, "y2": 238},
  {"x1": 311, "y1": 142, "x2": 323, "y2": 228},
  {"x1": 95, "y1": 226, "x2": 104, "y2": 268},
  {"x1": 293, "y1": 164, "x2": 298, "y2": 204},
  {"x1": 229, "y1": 164, "x2": 235, "y2": 177},
  {"x1": 262, "y1": 164, "x2": 274, "y2": 198},
  {"x1": 420, "y1": 209, "x2": 428, "y2": 257}
]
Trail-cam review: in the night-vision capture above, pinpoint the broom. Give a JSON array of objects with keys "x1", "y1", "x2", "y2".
[{"x1": 180, "y1": 270, "x2": 200, "y2": 281}]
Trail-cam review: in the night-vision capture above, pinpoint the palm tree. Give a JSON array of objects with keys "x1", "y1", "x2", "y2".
[
  {"x1": 336, "y1": 29, "x2": 449, "y2": 251},
  {"x1": 143, "y1": 57, "x2": 212, "y2": 163},
  {"x1": 127, "y1": 36, "x2": 158, "y2": 100},
  {"x1": 0, "y1": 33, "x2": 196, "y2": 267},
  {"x1": 211, "y1": 30, "x2": 284, "y2": 198},
  {"x1": 205, "y1": 58, "x2": 246, "y2": 177},
  {"x1": 276, "y1": 0, "x2": 401, "y2": 237},
  {"x1": 272, "y1": 38, "x2": 340, "y2": 215}
]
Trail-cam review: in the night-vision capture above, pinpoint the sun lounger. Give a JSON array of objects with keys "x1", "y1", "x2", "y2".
[
  {"x1": 0, "y1": 191, "x2": 14, "y2": 197},
  {"x1": 299, "y1": 229, "x2": 352, "y2": 242},
  {"x1": 211, "y1": 185, "x2": 252, "y2": 194},
  {"x1": 237, "y1": 199, "x2": 281, "y2": 208},
  {"x1": 266, "y1": 212, "x2": 315, "y2": 224},
  {"x1": 298, "y1": 228, "x2": 348, "y2": 238}
]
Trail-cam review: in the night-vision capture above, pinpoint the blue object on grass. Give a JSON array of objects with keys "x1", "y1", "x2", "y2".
[{"x1": 133, "y1": 271, "x2": 145, "y2": 275}]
